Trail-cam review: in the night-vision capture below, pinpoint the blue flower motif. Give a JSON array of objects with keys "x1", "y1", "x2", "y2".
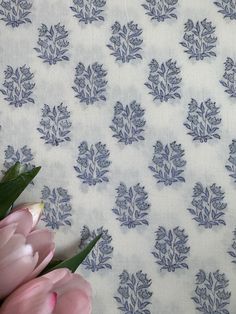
[
  {"x1": 0, "y1": 65, "x2": 35, "y2": 107},
  {"x1": 145, "y1": 59, "x2": 182, "y2": 103},
  {"x1": 107, "y1": 21, "x2": 143, "y2": 63},
  {"x1": 37, "y1": 103, "x2": 72, "y2": 146},
  {"x1": 214, "y1": 0, "x2": 236, "y2": 20},
  {"x1": 180, "y1": 19, "x2": 217, "y2": 60},
  {"x1": 34, "y1": 23, "x2": 69, "y2": 65},
  {"x1": 225, "y1": 139, "x2": 236, "y2": 182},
  {"x1": 184, "y1": 98, "x2": 221, "y2": 143},
  {"x1": 192, "y1": 270, "x2": 231, "y2": 314},
  {"x1": 228, "y1": 229, "x2": 236, "y2": 263},
  {"x1": 142, "y1": 0, "x2": 178, "y2": 22},
  {"x1": 188, "y1": 183, "x2": 227, "y2": 229},
  {"x1": 3, "y1": 145, "x2": 34, "y2": 174},
  {"x1": 112, "y1": 183, "x2": 150, "y2": 229},
  {"x1": 70, "y1": 0, "x2": 106, "y2": 24},
  {"x1": 114, "y1": 270, "x2": 152, "y2": 314},
  {"x1": 220, "y1": 57, "x2": 236, "y2": 98},
  {"x1": 152, "y1": 226, "x2": 190, "y2": 272},
  {"x1": 0, "y1": 0, "x2": 32, "y2": 27},
  {"x1": 149, "y1": 141, "x2": 186, "y2": 185},
  {"x1": 41, "y1": 186, "x2": 72, "y2": 230},
  {"x1": 79, "y1": 226, "x2": 113, "y2": 272},
  {"x1": 72, "y1": 62, "x2": 107, "y2": 105},
  {"x1": 110, "y1": 101, "x2": 146, "y2": 145},
  {"x1": 74, "y1": 141, "x2": 111, "y2": 185}
]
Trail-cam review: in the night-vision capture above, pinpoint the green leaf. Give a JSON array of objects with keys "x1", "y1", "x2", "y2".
[
  {"x1": 0, "y1": 162, "x2": 24, "y2": 183},
  {"x1": 41, "y1": 260, "x2": 63, "y2": 275},
  {"x1": 0, "y1": 166, "x2": 41, "y2": 219},
  {"x1": 46, "y1": 234, "x2": 102, "y2": 273}
]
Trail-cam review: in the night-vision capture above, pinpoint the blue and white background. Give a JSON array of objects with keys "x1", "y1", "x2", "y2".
[{"x1": 0, "y1": 0, "x2": 236, "y2": 313}]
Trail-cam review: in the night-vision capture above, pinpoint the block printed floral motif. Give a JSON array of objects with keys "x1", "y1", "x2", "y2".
[
  {"x1": 37, "y1": 103, "x2": 72, "y2": 146},
  {"x1": 110, "y1": 101, "x2": 145, "y2": 145},
  {"x1": 180, "y1": 19, "x2": 217, "y2": 60},
  {"x1": 142, "y1": 0, "x2": 178, "y2": 22},
  {"x1": 107, "y1": 21, "x2": 143, "y2": 63},
  {"x1": 225, "y1": 139, "x2": 236, "y2": 182},
  {"x1": 34, "y1": 23, "x2": 69, "y2": 65},
  {"x1": 0, "y1": 0, "x2": 32, "y2": 27},
  {"x1": 72, "y1": 62, "x2": 107, "y2": 105},
  {"x1": 74, "y1": 141, "x2": 111, "y2": 185},
  {"x1": 41, "y1": 186, "x2": 72, "y2": 230},
  {"x1": 70, "y1": 0, "x2": 106, "y2": 24},
  {"x1": 149, "y1": 141, "x2": 186, "y2": 186},
  {"x1": 192, "y1": 270, "x2": 231, "y2": 314},
  {"x1": 114, "y1": 270, "x2": 152, "y2": 314},
  {"x1": 145, "y1": 59, "x2": 181, "y2": 103},
  {"x1": 214, "y1": 0, "x2": 236, "y2": 20},
  {"x1": 220, "y1": 57, "x2": 236, "y2": 98},
  {"x1": 184, "y1": 98, "x2": 221, "y2": 143},
  {"x1": 3, "y1": 145, "x2": 34, "y2": 173},
  {"x1": 188, "y1": 183, "x2": 227, "y2": 229},
  {"x1": 112, "y1": 183, "x2": 150, "y2": 229},
  {"x1": 152, "y1": 226, "x2": 190, "y2": 272},
  {"x1": 228, "y1": 229, "x2": 236, "y2": 263},
  {"x1": 0, "y1": 65, "x2": 35, "y2": 107},
  {"x1": 79, "y1": 226, "x2": 113, "y2": 272}
]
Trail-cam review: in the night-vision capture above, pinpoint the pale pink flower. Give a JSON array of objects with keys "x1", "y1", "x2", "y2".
[
  {"x1": 0, "y1": 268, "x2": 92, "y2": 314},
  {"x1": 0, "y1": 203, "x2": 55, "y2": 298}
]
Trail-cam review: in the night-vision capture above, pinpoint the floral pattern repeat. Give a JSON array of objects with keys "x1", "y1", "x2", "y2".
[
  {"x1": 187, "y1": 182, "x2": 227, "y2": 229},
  {"x1": 37, "y1": 103, "x2": 72, "y2": 146},
  {"x1": 192, "y1": 270, "x2": 231, "y2": 314},
  {"x1": 145, "y1": 59, "x2": 182, "y2": 103},
  {"x1": 0, "y1": 0, "x2": 32, "y2": 27},
  {"x1": 0, "y1": 1, "x2": 236, "y2": 313},
  {"x1": 152, "y1": 226, "x2": 190, "y2": 272},
  {"x1": 72, "y1": 62, "x2": 107, "y2": 105},
  {"x1": 34, "y1": 23, "x2": 69, "y2": 65},
  {"x1": 149, "y1": 141, "x2": 186, "y2": 186},
  {"x1": 0, "y1": 65, "x2": 35, "y2": 107},
  {"x1": 112, "y1": 183, "x2": 150, "y2": 228},
  {"x1": 180, "y1": 19, "x2": 217, "y2": 60},
  {"x1": 184, "y1": 98, "x2": 221, "y2": 143},
  {"x1": 110, "y1": 100, "x2": 146, "y2": 145}
]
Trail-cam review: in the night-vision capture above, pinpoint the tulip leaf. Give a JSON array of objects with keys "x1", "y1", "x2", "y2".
[
  {"x1": 0, "y1": 166, "x2": 41, "y2": 219},
  {"x1": 0, "y1": 162, "x2": 25, "y2": 183},
  {"x1": 41, "y1": 260, "x2": 63, "y2": 275},
  {"x1": 47, "y1": 234, "x2": 102, "y2": 273}
]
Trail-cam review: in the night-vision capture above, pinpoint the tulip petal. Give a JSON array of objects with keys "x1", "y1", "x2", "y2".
[
  {"x1": 0, "y1": 210, "x2": 33, "y2": 236},
  {"x1": 0, "y1": 223, "x2": 17, "y2": 249},
  {"x1": 3, "y1": 277, "x2": 51, "y2": 301},
  {"x1": 53, "y1": 289, "x2": 91, "y2": 314},
  {"x1": 13, "y1": 203, "x2": 44, "y2": 229},
  {"x1": 0, "y1": 277, "x2": 56, "y2": 314},
  {"x1": 24, "y1": 229, "x2": 55, "y2": 279},
  {"x1": 0, "y1": 253, "x2": 38, "y2": 298},
  {"x1": 43, "y1": 269, "x2": 71, "y2": 288},
  {"x1": 56, "y1": 274, "x2": 92, "y2": 298},
  {"x1": 26, "y1": 229, "x2": 54, "y2": 264},
  {"x1": 0, "y1": 241, "x2": 33, "y2": 270},
  {"x1": 25, "y1": 245, "x2": 55, "y2": 281},
  {"x1": 43, "y1": 270, "x2": 92, "y2": 297},
  {"x1": 0, "y1": 234, "x2": 27, "y2": 263}
]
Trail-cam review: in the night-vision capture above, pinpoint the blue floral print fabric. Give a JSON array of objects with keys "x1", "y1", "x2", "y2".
[{"x1": 0, "y1": 0, "x2": 236, "y2": 313}]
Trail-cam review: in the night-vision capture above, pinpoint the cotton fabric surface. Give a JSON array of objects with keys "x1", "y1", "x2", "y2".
[{"x1": 0, "y1": 0, "x2": 236, "y2": 313}]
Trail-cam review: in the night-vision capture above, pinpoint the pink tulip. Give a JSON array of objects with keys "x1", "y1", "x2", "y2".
[
  {"x1": 0, "y1": 268, "x2": 92, "y2": 314},
  {"x1": 0, "y1": 203, "x2": 55, "y2": 298}
]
